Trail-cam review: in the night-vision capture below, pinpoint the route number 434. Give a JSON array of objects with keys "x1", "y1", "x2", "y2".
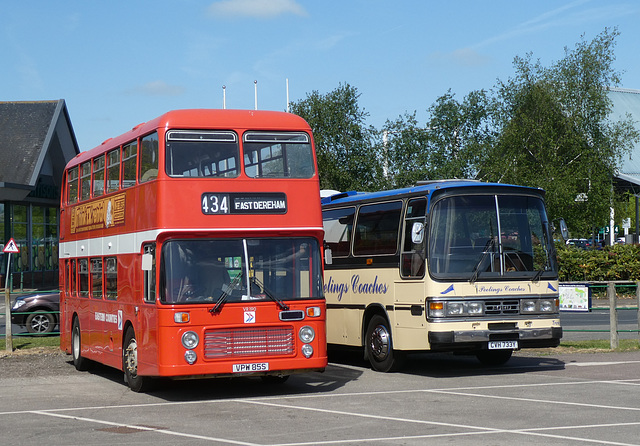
[{"x1": 202, "y1": 194, "x2": 230, "y2": 214}]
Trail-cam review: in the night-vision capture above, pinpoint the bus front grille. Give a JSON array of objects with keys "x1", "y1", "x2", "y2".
[
  {"x1": 203, "y1": 327, "x2": 295, "y2": 359},
  {"x1": 484, "y1": 300, "x2": 520, "y2": 315}
]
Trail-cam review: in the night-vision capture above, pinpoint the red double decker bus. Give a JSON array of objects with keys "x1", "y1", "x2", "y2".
[{"x1": 59, "y1": 109, "x2": 327, "y2": 391}]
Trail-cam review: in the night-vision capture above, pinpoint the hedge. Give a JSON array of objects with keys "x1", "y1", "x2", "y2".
[{"x1": 556, "y1": 243, "x2": 640, "y2": 282}]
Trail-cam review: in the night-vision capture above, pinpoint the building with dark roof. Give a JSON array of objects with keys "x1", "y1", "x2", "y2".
[{"x1": 0, "y1": 100, "x2": 79, "y2": 289}]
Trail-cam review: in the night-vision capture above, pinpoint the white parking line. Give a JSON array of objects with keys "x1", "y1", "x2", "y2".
[{"x1": 33, "y1": 410, "x2": 262, "y2": 446}]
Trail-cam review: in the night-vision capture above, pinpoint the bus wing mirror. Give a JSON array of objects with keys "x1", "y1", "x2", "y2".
[
  {"x1": 325, "y1": 247, "x2": 333, "y2": 265},
  {"x1": 411, "y1": 222, "x2": 425, "y2": 244},
  {"x1": 558, "y1": 219, "x2": 569, "y2": 241},
  {"x1": 141, "y1": 253, "x2": 153, "y2": 271}
]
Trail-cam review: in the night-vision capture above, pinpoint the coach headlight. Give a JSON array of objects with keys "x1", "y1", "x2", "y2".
[
  {"x1": 467, "y1": 302, "x2": 484, "y2": 315},
  {"x1": 521, "y1": 299, "x2": 537, "y2": 314},
  {"x1": 446, "y1": 302, "x2": 464, "y2": 316},
  {"x1": 181, "y1": 331, "x2": 199, "y2": 349},
  {"x1": 299, "y1": 326, "x2": 315, "y2": 343},
  {"x1": 539, "y1": 299, "x2": 555, "y2": 313}
]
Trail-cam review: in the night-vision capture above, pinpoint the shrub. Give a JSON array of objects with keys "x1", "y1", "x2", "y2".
[{"x1": 556, "y1": 243, "x2": 640, "y2": 282}]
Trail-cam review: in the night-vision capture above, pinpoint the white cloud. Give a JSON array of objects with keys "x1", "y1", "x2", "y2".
[
  {"x1": 125, "y1": 81, "x2": 186, "y2": 96},
  {"x1": 208, "y1": 0, "x2": 308, "y2": 19}
]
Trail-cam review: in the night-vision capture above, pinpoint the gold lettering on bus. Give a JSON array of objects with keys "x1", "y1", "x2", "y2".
[{"x1": 70, "y1": 193, "x2": 126, "y2": 234}]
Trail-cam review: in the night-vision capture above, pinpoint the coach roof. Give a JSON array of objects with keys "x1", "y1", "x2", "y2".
[{"x1": 320, "y1": 179, "x2": 544, "y2": 206}]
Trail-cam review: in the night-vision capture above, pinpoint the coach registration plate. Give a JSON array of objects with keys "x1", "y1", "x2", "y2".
[
  {"x1": 232, "y1": 362, "x2": 269, "y2": 373},
  {"x1": 488, "y1": 341, "x2": 518, "y2": 350}
]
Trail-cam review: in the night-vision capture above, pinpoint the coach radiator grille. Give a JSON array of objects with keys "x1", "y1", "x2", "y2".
[
  {"x1": 484, "y1": 300, "x2": 520, "y2": 315},
  {"x1": 204, "y1": 327, "x2": 295, "y2": 359}
]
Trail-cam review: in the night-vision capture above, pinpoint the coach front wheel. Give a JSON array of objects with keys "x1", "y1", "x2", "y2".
[
  {"x1": 365, "y1": 315, "x2": 405, "y2": 372},
  {"x1": 123, "y1": 327, "x2": 153, "y2": 392}
]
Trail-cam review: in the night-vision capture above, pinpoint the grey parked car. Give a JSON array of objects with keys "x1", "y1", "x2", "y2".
[{"x1": 11, "y1": 293, "x2": 60, "y2": 335}]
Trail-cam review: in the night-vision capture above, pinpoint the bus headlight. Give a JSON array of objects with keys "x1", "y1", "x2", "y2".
[
  {"x1": 521, "y1": 300, "x2": 537, "y2": 313},
  {"x1": 299, "y1": 326, "x2": 315, "y2": 343},
  {"x1": 184, "y1": 350, "x2": 197, "y2": 365},
  {"x1": 447, "y1": 302, "x2": 464, "y2": 316},
  {"x1": 181, "y1": 331, "x2": 199, "y2": 349},
  {"x1": 539, "y1": 299, "x2": 555, "y2": 313},
  {"x1": 301, "y1": 344, "x2": 314, "y2": 358},
  {"x1": 467, "y1": 302, "x2": 484, "y2": 315}
]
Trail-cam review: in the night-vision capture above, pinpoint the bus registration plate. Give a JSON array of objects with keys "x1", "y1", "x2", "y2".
[
  {"x1": 488, "y1": 341, "x2": 518, "y2": 350},
  {"x1": 232, "y1": 362, "x2": 269, "y2": 373}
]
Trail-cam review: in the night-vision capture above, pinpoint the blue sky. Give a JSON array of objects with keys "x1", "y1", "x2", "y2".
[{"x1": 3, "y1": 0, "x2": 640, "y2": 152}]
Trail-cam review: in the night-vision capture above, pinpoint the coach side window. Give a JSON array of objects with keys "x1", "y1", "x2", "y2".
[
  {"x1": 353, "y1": 201, "x2": 403, "y2": 256},
  {"x1": 122, "y1": 141, "x2": 138, "y2": 188},
  {"x1": 322, "y1": 207, "x2": 355, "y2": 257},
  {"x1": 140, "y1": 132, "x2": 159, "y2": 183}
]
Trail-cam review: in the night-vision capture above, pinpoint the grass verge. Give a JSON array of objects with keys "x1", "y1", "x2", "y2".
[{"x1": 559, "y1": 339, "x2": 640, "y2": 352}]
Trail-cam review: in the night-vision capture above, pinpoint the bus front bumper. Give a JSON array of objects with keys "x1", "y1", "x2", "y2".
[{"x1": 428, "y1": 326, "x2": 563, "y2": 351}]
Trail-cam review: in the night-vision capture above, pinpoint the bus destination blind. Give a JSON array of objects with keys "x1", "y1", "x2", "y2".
[{"x1": 202, "y1": 192, "x2": 287, "y2": 215}]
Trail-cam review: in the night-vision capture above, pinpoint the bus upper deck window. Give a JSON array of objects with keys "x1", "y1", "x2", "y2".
[
  {"x1": 165, "y1": 130, "x2": 239, "y2": 178},
  {"x1": 243, "y1": 132, "x2": 315, "y2": 179}
]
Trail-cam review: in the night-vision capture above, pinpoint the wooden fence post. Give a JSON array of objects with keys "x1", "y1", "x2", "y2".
[{"x1": 608, "y1": 282, "x2": 618, "y2": 349}]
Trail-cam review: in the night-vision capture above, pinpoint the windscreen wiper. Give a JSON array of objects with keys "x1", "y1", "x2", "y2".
[
  {"x1": 250, "y1": 276, "x2": 289, "y2": 311},
  {"x1": 531, "y1": 269, "x2": 544, "y2": 283},
  {"x1": 210, "y1": 271, "x2": 244, "y2": 314},
  {"x1": 470, "y1": 238, "x2": 496, "y2": 284}
]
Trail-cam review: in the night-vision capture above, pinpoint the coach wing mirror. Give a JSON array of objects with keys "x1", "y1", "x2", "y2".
[
  {"x1": 558, "y1": 218, "x2": 569, "y2": 241},
  {"x1": 141, "y1": 253, "x2": 153, "y2": 271},
  {"x1": 411, "y1": 222, "x2": 425, "y2": 244},
  {"x1": 324, "y1": 246, "x2": 333, "y2": 265}
]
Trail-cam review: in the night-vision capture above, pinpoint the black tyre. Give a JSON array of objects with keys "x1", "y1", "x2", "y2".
[
  {"x1": 71, "y1": 318, "x2": 91, "y2": 371},
  {"x1": 365, "y1": 314, "x2": 405, "y2": 372},
  {"x1": 26, "y1": 311, "x2": 55, "y2": 335},
  {"x1": 476, "y1": 349, "x2": 513, "y2": 366},
  {"x1": 123, "y1": 327, "x2": 153, "y2": 392}
]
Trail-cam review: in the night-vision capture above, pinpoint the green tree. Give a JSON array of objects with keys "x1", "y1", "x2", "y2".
[
  {"x1": 289, "y1": 83, "x2": 384, "y2": 192},
  {"x1": 481, "y1": 28, "x2": 639, "y2": 235},
  {"x1": 382, "y1": 90, "x2": 496, "y2": 188}
]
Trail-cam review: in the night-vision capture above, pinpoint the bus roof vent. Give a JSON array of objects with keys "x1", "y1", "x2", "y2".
[{"x1": 320, "y1": 190, "x2": 357, "y2": 204}]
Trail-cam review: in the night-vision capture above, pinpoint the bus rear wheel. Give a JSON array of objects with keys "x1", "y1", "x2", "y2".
[
  {"x1": 71, "y1": 318, "x2": 91, "y2": 371},
  {"x1": 365, "y1": 315, "x2": 405, "y2": 372},
  {"x1": 123, "y1": 327, "x2": 152, "y2": 392}
]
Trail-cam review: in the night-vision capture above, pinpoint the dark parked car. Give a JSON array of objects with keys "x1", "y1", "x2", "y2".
[{"x1": 11, "y1": 293, "x2": 60, "y2": 335}]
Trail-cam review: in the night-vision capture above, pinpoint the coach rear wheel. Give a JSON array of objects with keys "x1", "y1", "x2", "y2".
[
  {"x1": 123, "y1": 328, "x2": 152, "y2": 392},
  {"x1": 71, "y1": 318, "x2": 91, "y2": 371},
  {"x1": 365, "y1": 315, "x2": 405, "y2": 372}
]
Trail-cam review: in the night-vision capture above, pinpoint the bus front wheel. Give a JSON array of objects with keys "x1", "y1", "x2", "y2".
[
  {"x1": 123, "y1": 327, "x2": 152, "y2": 392},
  {"x1": 71, "y1": 318, "x2": 91, "y2": 371},
  {"x1": 365, "y1": 315, "x2": 405, "y2": 372}
]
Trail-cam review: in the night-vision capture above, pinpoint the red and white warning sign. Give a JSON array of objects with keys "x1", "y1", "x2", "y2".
[{"x1": 3, "y1": 238, "x2": 19, "y2": 254}]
